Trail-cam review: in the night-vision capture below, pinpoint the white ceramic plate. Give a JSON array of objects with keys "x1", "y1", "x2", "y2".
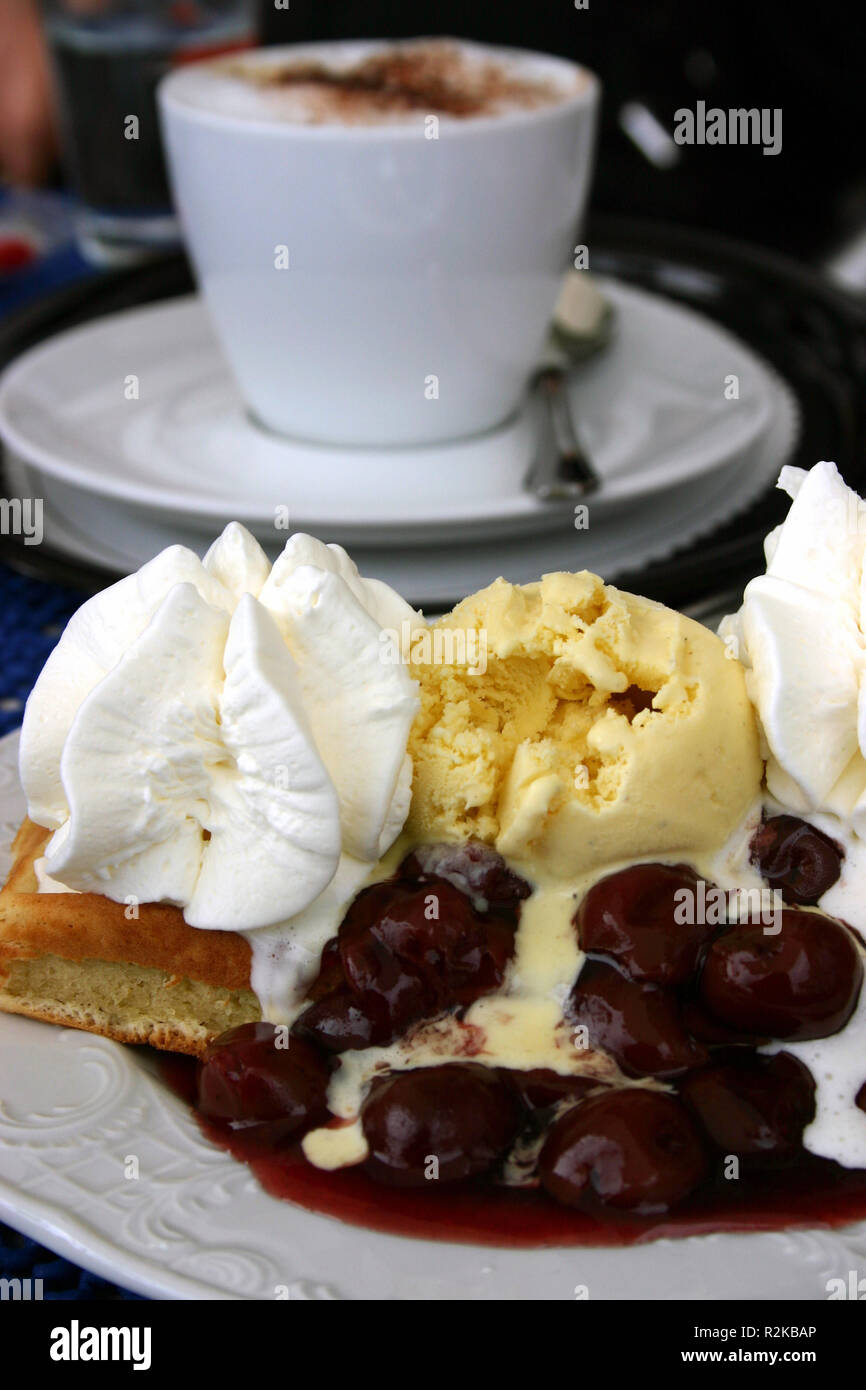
[
  {"x1": 4, "y1": 370, "x2": 798, "y2": 609},
  {"x1": 0, "y1": 731, "x2": 864, "y2": 1300},
  {"x1": 0, "y1": 280, "x2": 781, "y2": 545}
]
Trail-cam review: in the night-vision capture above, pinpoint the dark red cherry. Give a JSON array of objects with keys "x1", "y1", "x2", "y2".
[
  {"x1": 751, "y1": 815, "x2": 843, "y2": 906},
  {"x1": 502, "y1": 1068, "x2": 601, "y2": 1111},
  {"x1": 569, "y1": 960, "x2": 708, "y2": 1077},
  {"x1": 296, "y1": 876, "x2": 517, "y2": 1052},
  {"x1": 196, "y1": 1023, "x2": 331, "y2": 1147},
  {"x1": 304, "y1": 937, "x2": 344, "y2": 1001},
  {"x1": 539, "y1": 1089, "x2": 708, "y2": 1212},
  {"x1": 295, "y1": 988, "x2": 389, "y2": 1053},
  {"x1": 699, "y1": 910, "x2": 862, "y2": 1040},
  {"x1": 576, "y1": 862, "x2": 713, "y2": 985},
  {"x1": 361, "y1": 1065, "x2": 523, "y2": 1187},
  {"x1": 680, "y1": 998, "x2": 763, "y2": 1046},
  {"x1": 400, "y1": 841, "x2": 531, "y2": 912},
  {"x1": 338, "y1": 878, "x2": 515, "y2": 1035},
  {"x1": 856, "y1": 1082, "x2": 866, "y2": 1114},
  {"x1": 680, "y1": 1053, "x2": 815, "y2": 1156}
]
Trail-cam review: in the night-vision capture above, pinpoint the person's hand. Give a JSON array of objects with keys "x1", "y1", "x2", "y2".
[{"x1": 0, "y1": 0, "x2": 59, "y2": 184}]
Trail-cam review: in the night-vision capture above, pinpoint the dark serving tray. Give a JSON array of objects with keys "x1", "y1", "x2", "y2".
[{"x1": 1, "y1": 214, "x2": 864, "y2": 611}]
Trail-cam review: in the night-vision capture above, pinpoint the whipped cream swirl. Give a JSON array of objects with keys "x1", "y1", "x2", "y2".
[
  {"x1": 20, "y1": 526, "x2": 420, "y2": 1012},
  {"x1": 722, "y1": 461, "x2": 866, "y2": 1168},
  {"x1": 720, "y1": 461, "x2": 866, "y2": 827}
]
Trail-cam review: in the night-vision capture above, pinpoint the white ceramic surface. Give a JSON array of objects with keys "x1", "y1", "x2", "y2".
[
  {"x1": 6, "y1": 366, "x2": 797, "y2": 609},
  {"x1": 158, "y1": 40, "x2": 600, "y2": 446},
  {"x1": 0, "y1": 280, "x2": 787, "y2": 548},
  {"x1": 0, "y1": 730, "x2": 863, "y2": 1301},
  {"x1": 3, "y1": 363, "x2": 797, "y2": 610}
]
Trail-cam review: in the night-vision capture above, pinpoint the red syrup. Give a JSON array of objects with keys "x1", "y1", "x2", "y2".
[
  {"x1": 156, "y1": 832, "x2": 866, "y2": 1247},
  {"x1": 157, "y1": 1052, "x2": 866, "y2": 1249}
]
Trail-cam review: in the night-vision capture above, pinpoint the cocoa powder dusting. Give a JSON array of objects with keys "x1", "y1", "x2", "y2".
[{"x1": 225, "y1": 42, "x2": 571, "y2": 122}]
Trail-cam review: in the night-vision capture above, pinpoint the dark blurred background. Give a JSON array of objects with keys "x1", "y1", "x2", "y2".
[
  {"x1": 1, "y1": 0, "x2": 862, "y2": 267},
  {"x1": 261, "y1": 0, "x2": 865, "y2": 265}
]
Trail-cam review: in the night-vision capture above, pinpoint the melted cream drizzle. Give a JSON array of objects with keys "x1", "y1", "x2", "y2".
[
  {"x1": 36, "y1": 794, "x2": 866, "y2": 1173},
  {"x1": 301, "y1": 812, "x2": 775, "y2": 1172}
]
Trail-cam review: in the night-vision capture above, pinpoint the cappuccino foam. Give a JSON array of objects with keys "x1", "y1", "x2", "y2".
[{"x1": 170, "y1": 40, "x2": 584, "y2": 127}]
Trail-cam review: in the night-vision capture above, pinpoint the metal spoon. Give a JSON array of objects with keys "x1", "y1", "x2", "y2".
[
  {"x1": 524, "y1": 274, "x2": 613, "y2": 501},
  {"x1": 525, "y1": 357, "x2": 601, "y2": 501}
]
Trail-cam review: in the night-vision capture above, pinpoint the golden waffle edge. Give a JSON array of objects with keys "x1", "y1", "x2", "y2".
[{"x1": 0, "y1": 819, "x2": 260, "y2": 1057}]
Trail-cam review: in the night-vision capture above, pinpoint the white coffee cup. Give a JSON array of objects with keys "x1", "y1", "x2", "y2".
[{"x1": 158, "y1": 39, "x2": 600, "y2": 447}]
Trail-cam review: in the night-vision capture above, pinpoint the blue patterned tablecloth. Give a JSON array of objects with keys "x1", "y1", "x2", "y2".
[
  {"x1": 0, "y1": 561, "x2": 143, "y2": 1299},
  {"x1": 0, "y1": 186, "x2": 157, "y2": 1297},
  {"x1": 0, "y1": 564, "x2": 80, "y2": 738}
]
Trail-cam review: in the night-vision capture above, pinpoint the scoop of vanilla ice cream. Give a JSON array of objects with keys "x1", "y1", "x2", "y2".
[
  {"x1": 19, "y1": 525, "x2": 420, "y2": 936},
  {"x1": 719, "y1": 461, "x2": 866, "y2": 828},
  {"x1": 407, "y1": 570, "x2": 762, "y2": 876}
]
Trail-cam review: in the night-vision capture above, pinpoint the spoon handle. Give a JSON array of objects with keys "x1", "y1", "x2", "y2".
[{"x1": 526, "y1": 367, "x2": 601, "y2": 501}]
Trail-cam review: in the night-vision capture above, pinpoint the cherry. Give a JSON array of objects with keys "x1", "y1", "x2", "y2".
[
  {"x1": 361, "y1": 1065, "x2": 523, "y2": 1187},
  {"x1": 340, "y1": 879, "x2": 512, "y2": 1006},
  {"x1": 680, "y1": 998, "x2": 761, "y2": 1046},
  {"x1": 196, "y1": 1023, "x2": 331, "y2": 1148},
  {"x1": 539, "y1": 1089, "x2": 708, "y2": 1212},
  {"x1": 856, "y1": 1083, "x2": 866, "y2": 1114},
  {"x1": 699, "y1": 910, "x2": 862, "y2": 1041},
  {"x1": 569, "y1": 960, "x2": 708, "y2": 1077},
  {"x1": 502, "y1": 1068, "x2": 601, "y2": 1111},
  {"x1": 304, "y1": 937, "x2": 345, "y2": 1001},
  {"x1": 297, "y1": 876, "x2": 516, "y2": 1051},
  {"x1": 751, "y1": 815, "x2": 843, "y2": 906},
  {"x1": 680, "y1": 1053, "x2": 815, "y2": 1157},
  {"x1": 400, "y1": 841, "x2": 531, "y2": 912},
  {"x1": 576, "y1": 862, "x2": 713, "y2": 986},
  {"x1": 295, "y1": 988, "x2": 388, "y2": 1053}
]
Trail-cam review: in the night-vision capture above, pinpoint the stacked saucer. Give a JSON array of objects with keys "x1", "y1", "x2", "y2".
[{"x1": 0, "y1": 276, "x2": 798, "y2": 609}]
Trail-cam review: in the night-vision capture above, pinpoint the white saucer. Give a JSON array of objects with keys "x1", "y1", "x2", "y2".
[
  {"x1": 6, "y1": 367, "x2": 798, "y2": 607},
  {"x1": 0, "y1": 278, "x2": 782, "y2": 546}
]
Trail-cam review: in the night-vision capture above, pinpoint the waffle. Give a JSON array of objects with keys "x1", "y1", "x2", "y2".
[{"x1": 0, "y1": 819, "x2": 260, "y2": 1056}]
